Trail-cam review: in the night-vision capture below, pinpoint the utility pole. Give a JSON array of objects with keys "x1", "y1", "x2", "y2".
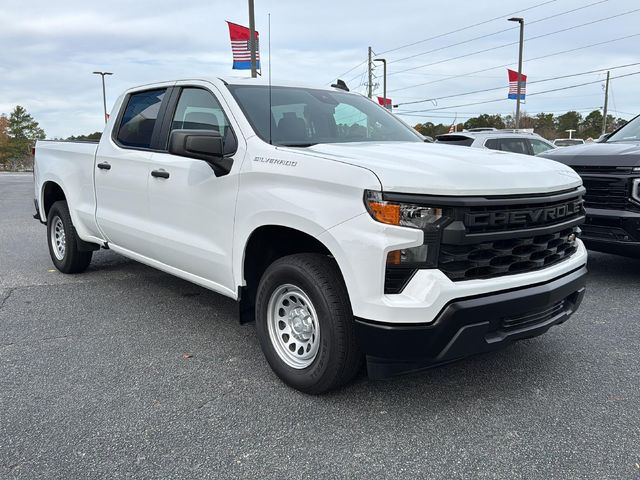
[
  {"x1": 92, "y1": 71, "x2": 113, "y2": 124},
  {"x1": 367, "y1": 47, "x2": 373, "y2": 99},
  {"x1": 374, "y1": 58, "x2": 388, "y2": 109},
  {"x1": 508, "y1": 17, "x2": 525, "y2": 129},
  {"x1": 248, "y1": 0, "x2": 258, "y2": 78},
  {"x1": 602, "y1": 70, "x2": 610, "y2": 135}
]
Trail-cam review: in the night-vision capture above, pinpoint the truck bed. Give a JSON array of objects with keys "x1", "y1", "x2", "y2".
[{"x1": 34, "y1": 140, "x2": 102, "y2": 243}]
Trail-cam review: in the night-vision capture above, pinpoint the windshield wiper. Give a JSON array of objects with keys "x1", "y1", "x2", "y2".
[{"x1": 278, "y1": 142, "x2": 317, "y2": 147}]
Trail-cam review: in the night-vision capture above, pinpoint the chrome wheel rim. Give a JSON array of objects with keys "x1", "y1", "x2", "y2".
[
  {"x1": 267, "y1": 284, "x2": 320, "y2": 369},
  {"x1": 50, "y1": 216, "x2": 66, "y2": 261}
]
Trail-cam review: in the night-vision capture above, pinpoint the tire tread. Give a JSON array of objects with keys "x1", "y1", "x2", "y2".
[
  {"x1": 256, "y1": 253, "x2": 362, "y2": 394},
  {"x1": 47, "y1": 201, "x2": 92, "y2": 274}
]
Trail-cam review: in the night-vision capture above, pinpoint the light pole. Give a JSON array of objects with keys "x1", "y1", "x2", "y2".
[
  {"x1": 93, "y1": 71, "x2": 113, "y2": 124},
  {"x1": 374, "y1": 58, "x2": 388, "y2": 110},
  {"x1": 508, "y1": 17, "x2": 524, "y2": 129}
]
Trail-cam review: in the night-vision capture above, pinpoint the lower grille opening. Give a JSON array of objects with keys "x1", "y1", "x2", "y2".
[{"x1": 500, "y1": 300, "x2": 566, "y2": 331}]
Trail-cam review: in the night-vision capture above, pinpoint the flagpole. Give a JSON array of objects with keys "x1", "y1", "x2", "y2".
[
  {"x1": 508, "y1": 17, "x2": 525, "y2": 129},
  {"x1": 248, "y1": 0, "x2": 258, "y2": 78}
]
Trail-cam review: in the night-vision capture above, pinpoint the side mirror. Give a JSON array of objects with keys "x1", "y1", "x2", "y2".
[
  {"x1": 168, "y1": 129, "x2": 233, "y2": 176},
  {"x1": 423, "y1": 136, "x2": 434, "y2": 143}
]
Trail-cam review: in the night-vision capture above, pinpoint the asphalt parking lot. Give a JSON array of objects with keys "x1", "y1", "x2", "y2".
[{"x1": 1, "y1": 172, "x2": 639, "y2": 479}]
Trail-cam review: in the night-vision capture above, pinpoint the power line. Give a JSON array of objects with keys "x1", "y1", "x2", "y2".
[
  {"x1": 396, "y1": 62, "x2": 640, "y2": 106},
  {"x1": 395, "y1": 71, "x2": 503, "y2": 78},
  {"x1": 528, "y1": 70, "x2": 640, "y2": 97},
  {"x1": 345, "y1": 65, "x2": 368, "y2": 85},
  {"x1": 397, "y1": 107, "x2": 602, "y2": 119},
  {"x1": 398, "y1": 98, "x2": 508, "y2": 114},
  {"x1": 395, "y1": 70, "x2": 640, "y2": 114},
  {"x1": 397, "y1": 106, "x2": 602, "y2": 116},
  {"x1": 377, "y1": 0, "x2": 558, "y2": 56},
  {"x1": 328, "y1": 0, "x2": 557, "y2": 85},
  {"x1": 609, "y1": 109, "x2": 637, "y2": 117},
  {"x1": 388, "y1": 7, "x2": 640, "y2": 77},
  {"x1": 388, "y1": 0, "x2": 608, "y2": 65},
  {"x1": 328, "y1": 58, "x2": 368, "y2": 85},
  {"x1": 387, "y1": 32, "x2": 640, "y2": 94}
]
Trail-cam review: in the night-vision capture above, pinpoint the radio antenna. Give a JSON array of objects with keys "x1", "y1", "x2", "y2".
[{"x1": 268, "y1": 12, "x2": 273, "y2": 145}]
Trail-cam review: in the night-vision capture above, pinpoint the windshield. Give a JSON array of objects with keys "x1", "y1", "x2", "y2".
[
  {"x1": 554, "y1": 139, "x2": 583, "y2": 146},
  {"x1": 607, "y1": 115, "x2": 640, "y2": 143},
  {"x1": 226, "y1": 85, "x2": 421, "y2": 146}
]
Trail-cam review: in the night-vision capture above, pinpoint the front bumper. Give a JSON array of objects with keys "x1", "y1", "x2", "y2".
[
  {"x1": 355, "y1": 266, "x2": 586, "y2": 379},
  {"x1": 319, "y1": 212, "x2": 588, "y2": 325},
  {"x1": 581, "y1": 207, "x2": 640, "y2": 257}
]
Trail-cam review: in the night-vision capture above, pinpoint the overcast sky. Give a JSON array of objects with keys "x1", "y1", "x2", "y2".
[{"x1": 1, "y1": 0, "x2": 638, "y2": 138}]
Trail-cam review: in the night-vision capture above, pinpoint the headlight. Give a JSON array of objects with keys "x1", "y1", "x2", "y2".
[
  {"x1": 364, "y1": 190, "x2": 443, "y2": 228},
  {"x1": 632, "y1": 178, "x2": 640, "y2": 203},
  {"x1": 364, "y1": 190, "x2": 452, "y2": 293}
]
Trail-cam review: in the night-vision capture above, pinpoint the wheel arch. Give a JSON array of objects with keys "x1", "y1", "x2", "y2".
[
  {"x1": 41, "y1": 180, "x2": 67, "y2": 222},
  {"x1": 238, "y1": 224, "x2": 346, "y2": 324}
]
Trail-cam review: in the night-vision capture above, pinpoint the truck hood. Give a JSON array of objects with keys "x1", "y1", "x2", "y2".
[
  {"x1": 539, "y1": 141, "x2": 640, "y2": 167},
  {"x1": 300, "y1": 142, "x2": 581, "y2": 196}
]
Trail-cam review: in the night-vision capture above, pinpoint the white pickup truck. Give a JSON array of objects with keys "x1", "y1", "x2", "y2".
[{"x1": 34, "y1": 77, "x2": 588, "y2": 393}]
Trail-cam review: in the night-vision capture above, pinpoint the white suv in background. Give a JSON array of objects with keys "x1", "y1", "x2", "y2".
[{"x1": 436, "y1": 129, "x2": 557, "y2": 156}]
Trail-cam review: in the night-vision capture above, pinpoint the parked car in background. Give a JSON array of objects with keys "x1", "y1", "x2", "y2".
[
  {"x1": 435, "y1": 129, "x2": 556, "y2": 156},
  {"x1": 554, "y1": 138, "x2": 585, "y2": 147},
  {"x1": 540, "y1": 114, "x2": 640, "y2": 257}
]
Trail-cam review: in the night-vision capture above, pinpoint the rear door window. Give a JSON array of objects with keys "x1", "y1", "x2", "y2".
[
  {"x1": 435, "y1": 135, "x2": 474, "y2": 146},
  {"x1": 484, "y1": 138, "x2": 500, "y2": 151},
  {"x1": 116, "y1": 89, "x2": 166, "y2": 149},
  {"x1": 497, "y1": 138, "x2": 530, "y2": 155},
  {"x1": 529, "y1": 139, "x2": 555, "y2": 155}
]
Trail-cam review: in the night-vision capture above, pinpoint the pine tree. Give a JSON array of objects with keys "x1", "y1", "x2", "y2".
[{"x1": 5, "y1": 106, "x2": 45, "y2": 169}]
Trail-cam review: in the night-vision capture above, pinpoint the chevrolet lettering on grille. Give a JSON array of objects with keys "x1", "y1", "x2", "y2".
[{"x1": 464, "y1": 199, "x2": 583, "y2": 228}]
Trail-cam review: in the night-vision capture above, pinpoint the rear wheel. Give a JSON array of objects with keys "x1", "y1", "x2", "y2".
[
  {"x1": 255, "y1": 253, "x2": 362, "y2": 394},
  {"x1": 47, "y1": 201, "x2": 92, "y2": 273}
]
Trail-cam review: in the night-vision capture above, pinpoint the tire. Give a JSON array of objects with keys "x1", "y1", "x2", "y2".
[
  {"x1": 47, "y1": 200, "x2": 92, "y2": 274},
  {"x1": 255, "y1": 253, "x2": 362, "y2": 394}
]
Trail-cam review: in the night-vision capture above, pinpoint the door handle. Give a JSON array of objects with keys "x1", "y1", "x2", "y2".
[
  {"x1": 97, "y1": 162, "x2": 111, "y2": 170},
  {"x1": 151, "y1": 169, "x2": 170, "y2": 179}
]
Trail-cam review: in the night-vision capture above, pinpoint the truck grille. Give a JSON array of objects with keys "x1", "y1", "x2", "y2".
[
  {"x1": 580, "y1": 176, "x2": 629, "y2": 210},
  {"x1": 434, "y1": 189, "x2": 584, "y2": 282},
  {"x1": 570, "y1": 166, "x2": 631, "y2": 210},
  {"x1": 571, "y1": 165, "x2": 633, "y2": 175},
  {"x1": 439, "y1": 227, "x2": 579, "y2": 281},
  {"x1": 465, "y1": 196, "x2": 584, "y2": 234}
]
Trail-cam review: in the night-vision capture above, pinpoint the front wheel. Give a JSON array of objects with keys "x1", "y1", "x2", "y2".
[
  {"x1": 255, "y1": 253, "x2": 362, "y2": 394},
  {"x1": 47, "y1": 201, "x2": 92, "y2": 274}
]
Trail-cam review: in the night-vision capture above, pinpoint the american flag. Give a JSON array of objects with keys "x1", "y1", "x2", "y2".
[
  {"x1": 377, "y1": 96, "x2": 392, "y2": 110},
  {"x1": 227, "y1": 21, "x2": 260, "y2": 70},
  {"x1": 508, "y1": 68, "x2": 527, "y2": 100}
]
